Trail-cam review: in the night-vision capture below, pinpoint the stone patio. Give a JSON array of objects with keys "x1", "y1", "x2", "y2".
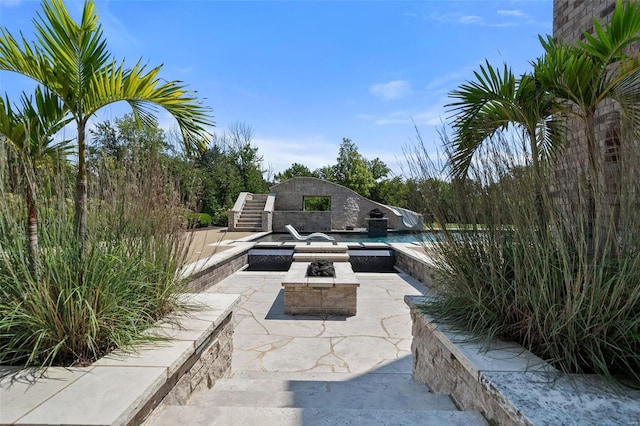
[
  {"x1": 146, "y1": 269, "x2": 488, "y2": 424},
  {"x1": 212, "y1": 270, "x2": 419, "y2": 375}
]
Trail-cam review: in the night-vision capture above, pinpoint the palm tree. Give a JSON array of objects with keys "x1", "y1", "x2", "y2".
[
  {"x1": 533, "y1": 0, "x2": 640, "y2": 254},
  {"x1": 446, "y1": 61, "x2": 561, "y2": 230},
  {"x1": 0, "y1": 87, "x2": 72, "y2": 271},
  {"x1": 0, "y1": 0, "x2": 213, "y2": 243},
  {"x1": 447, "y1": 60, "x2": 560, "y2": 180}
]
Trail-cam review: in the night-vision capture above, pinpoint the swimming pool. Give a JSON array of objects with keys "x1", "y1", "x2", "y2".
[{"x1": 252, "y1": 231, "x2": 441, "y2": 244}]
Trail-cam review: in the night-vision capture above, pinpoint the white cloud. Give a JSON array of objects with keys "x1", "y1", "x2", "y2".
[
  {"x1": 427, "y1": 9, "x2": 536, "y2": 28},
  {"x1": 497, "y1": 9, "x2": 526, "y2": 17},
  {"x1": 369, "y1": 80, "x2": 412, "y2": 100},
  {"x1": 458, "y1": 15, "x2": 483, "y2": 24},
  {"x1": 358, "y1": 103, "x2": 447, "y2": 128}
]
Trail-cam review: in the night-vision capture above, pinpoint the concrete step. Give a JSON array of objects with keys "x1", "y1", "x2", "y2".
[
  {"x1": 295, "y1": 244, "x2": 348, "y2": 253},
  {"x1": 293, "y1": 253, "x2": 350, "y2": 262},
  {"x1": 150, "y1": 406, "x2": 488, "y2": 426},
  {"x1": 189, "y1": 388, "x2": 456, "y2": 411}
]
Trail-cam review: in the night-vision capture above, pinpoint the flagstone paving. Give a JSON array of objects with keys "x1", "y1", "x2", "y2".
[{"x1": 148, "y1": 270, "x2": 488, "y2": 425}]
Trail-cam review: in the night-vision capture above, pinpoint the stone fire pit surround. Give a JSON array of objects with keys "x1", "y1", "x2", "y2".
[{"x1": 282, "y1": 261, "x2": 360, "y2": 316}]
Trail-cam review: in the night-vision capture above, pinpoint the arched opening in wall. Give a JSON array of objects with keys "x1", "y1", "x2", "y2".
[{"x1": 303, "y1": 196, "x2": 331, "y2": 211}]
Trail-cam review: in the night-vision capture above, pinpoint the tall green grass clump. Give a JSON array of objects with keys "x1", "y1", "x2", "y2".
[
  {"x1": 0, "y1": 143, "x2": 191, "y2": 367},
  {"x1": 406, "y1": 130, "x2": 640, "y2": 383}
]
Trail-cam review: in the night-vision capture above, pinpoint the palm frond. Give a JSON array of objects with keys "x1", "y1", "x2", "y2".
[{"x1": 87, "y1": 60, "x2": 213, "y2": 155}]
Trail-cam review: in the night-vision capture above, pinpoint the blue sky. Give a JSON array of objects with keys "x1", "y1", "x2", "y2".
[{"x1": 0, "y1": 0, "x2": 552, "y2": 177}]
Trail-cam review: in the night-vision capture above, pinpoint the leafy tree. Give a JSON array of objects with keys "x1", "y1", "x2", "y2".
[
  {"x1": 274, "y1": 163, "x2": 317, "y2": 183},
  {"x1": 368, "y1": 157, "x2": 391, "y2": 181},
  {"x1": 331, "y1": 138, "x2": 375, "y2": 197},
  {"x1": 0, "y1": 0, "x2": 212, "y2": 244},
  {"x1": 89, "y1": 114, "x2": 168, "y2": 165},
  {"x1": 220, "y1": 122, "x2": 264, "y2": 194},
  {"x1": 369, "y1": 176, "x2": 407, "y2": 207},
  {"x1": 196, "y1": 144, "x2": 243, "y2": 214},
  {"x1": 0, "y1": 88, "x2": 71, "y2": 271},
  {"x1": 314, "y1": 165, "x2": 336, "y2": 181}
]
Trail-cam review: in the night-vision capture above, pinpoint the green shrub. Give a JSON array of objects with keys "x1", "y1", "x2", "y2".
[
  {"x1": 0, "y1": 147, "x2": 191, "y2": 367},
  {"x1": 198, "y1": 213, "x2": 212, "y2": 227},
  {"x1": 211, "y1": 208, "x2": 228, "y2": 226},
  {"x1": 187, "y1": 212, "x2": 213, "y2": 228},
  {"x1": 406, "y1": 132, "x2": 640, "y2": 384}
]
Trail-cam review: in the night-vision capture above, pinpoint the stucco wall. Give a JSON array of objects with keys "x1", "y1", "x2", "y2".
[{"x1": 270, "y1": 177, "x2": 401, "y2": 231}]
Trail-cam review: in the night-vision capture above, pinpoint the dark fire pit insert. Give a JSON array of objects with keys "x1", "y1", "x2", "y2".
[{"x1": 306, "y1": 260, "x2": 336, "y2": 277}]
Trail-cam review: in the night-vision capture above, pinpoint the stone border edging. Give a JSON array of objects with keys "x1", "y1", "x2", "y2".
[
  {"x1": 182, "y1": 242, "x2": 255, "y2": 292},
  {"x1": 0, "y1": 293, "x2": 240, "y2": 426},
  {"x1": 405, "y1": 295, "x2": 640, "y2": 426}
]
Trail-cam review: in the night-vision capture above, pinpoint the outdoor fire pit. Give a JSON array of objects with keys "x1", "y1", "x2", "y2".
[
  {"x1": 307, "y1": 260, "x2": 335, "y2": 277},
  {"x1": 282, "y1": 261, "x2": 360, "y2": 316}
]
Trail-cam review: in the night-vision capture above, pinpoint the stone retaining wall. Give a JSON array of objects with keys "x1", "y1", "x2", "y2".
[
  {"x1": 391, "y1": 244, "x2": 436, "y2": 286},
  {"x1": 184, "y1": 246, "x2": 250, "y2": 292},
  {"x1": 406, "y1": 299, "x2": 524, "y2": 425},
  {"x1": 273, "y1": 211, "x2": 332, "y2": 232},
  {"x1": 158, "y1": 314, "x2": 234, "y2": 407},
  {"x1": 0, "y1": 293, "x2": 240, "y2": 426}
]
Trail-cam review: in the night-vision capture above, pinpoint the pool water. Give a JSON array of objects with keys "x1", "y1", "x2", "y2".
[{"x1": 253, "y1": 232, "x2": 441, "y2": 244}]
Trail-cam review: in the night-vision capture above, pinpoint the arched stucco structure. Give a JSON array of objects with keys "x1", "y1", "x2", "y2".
[{"x1": 269, "y1": 177, "x2": 423, "y2": 232}]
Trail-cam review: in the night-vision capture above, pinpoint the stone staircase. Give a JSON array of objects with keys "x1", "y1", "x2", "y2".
[
  {"x1": 292, "y1": 243, "x2": 350, "y2": 263},
  {"x1": 234, "y1": 194, "x2": 268, "y2": 231},
  {"x1": 149, "y1": 371, "x2": 487, "y2": 425}
]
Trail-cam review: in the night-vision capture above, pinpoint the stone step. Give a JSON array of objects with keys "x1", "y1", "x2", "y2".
[
  {"x1": 238, "y1": 217, "x2": 262, "y2": 225},
  {"x1": 208, "y1": 377, "x2": 435, "y2": 395},
  {"x1": 231, "y1": 370, "x2": 415, "y2": 383},
  {"x1": 150, "y1": 406, "x2": 488, "y2": 426},
  {"x1": 239, "y1": 212, "x2": 262, "y2": 218},
  {"x1": 233, "y1": 227, "x2": 262, "y2": 232},
  {"x1": 237, "y1": 222, "x2": 262, "y2": 228},
  {"x1": 293, "y1": 253, "x2": 350, "y2": 262},
  {"x1": 294, "y1": 244, "x2": 348, "y2": 253},
  {"x1": 188, "y1": 388, "x2": 456, "y2": 411}
]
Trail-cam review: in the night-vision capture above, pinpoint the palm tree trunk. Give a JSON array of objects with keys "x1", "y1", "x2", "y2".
[
  {"x1": 584, "y1": 112, "x2": 604, "y2": 258},
  {"x1": 74, "y1": 120, "x2": 88, "y2": 248},
  {"x1": 529, "y1": 129, "x2": 546, "y2": 235},
  {"x1": 26, "y1": 180, "x2": 39, "y2": 275}
]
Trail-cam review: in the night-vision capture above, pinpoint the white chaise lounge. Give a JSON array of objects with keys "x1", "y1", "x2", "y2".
[{"x1": 285, "y1": 224, "x2": 337, "y2": 245}]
